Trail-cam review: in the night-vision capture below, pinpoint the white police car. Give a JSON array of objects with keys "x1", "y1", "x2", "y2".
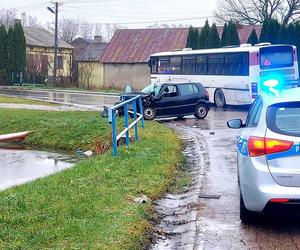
[{"x1": 227, "y1": 81, "x2": 300, "y2": 223}]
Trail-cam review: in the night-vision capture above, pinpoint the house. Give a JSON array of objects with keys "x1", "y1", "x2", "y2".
[
  {"x1": 24, "y1": 26, "x2": 73, "y2": 85},
  {"x1": 100, "y1": 28, "x2": 189, "y2": 90},
  {"x1": 71, "y1": 36, "x2": 108, "y2": 89}
]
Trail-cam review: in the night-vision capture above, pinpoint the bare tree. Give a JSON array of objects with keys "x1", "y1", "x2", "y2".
[
  {"x1": 59, "y1": 18, "x2": 79, "y2": 43},
  {"x1": 78, "y1": 62, "x2": 97, "y2": 89},
  {"x1": 28, "y1": 16, "x2": 40, "y2": 27},
  {"x1": 94, "y1": 23, "x2": 103, "y2": 36},
  {"x1": 79, "y1": 20, "x2": 94, "y2": 40},
  {"x1": 103, "y1": 23, "x2": 120, "y2": 41},
  {"x1": 0, "y1": 8, "x2": 17, "y2": 27},
  {"x1": 215, "y1": 0, "x2": 300, "y2": 25}
]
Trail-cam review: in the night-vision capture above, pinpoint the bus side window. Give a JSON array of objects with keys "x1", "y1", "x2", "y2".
[
  {"x1": 158, "y1": 57, "x2": 170, "y2": 74},
  {"x1": 182, "y1": 56, "x2": 196, "y2": 74},
  {"x1": 224, "y1": 53, "x2": 249, "y2": 76},
  {"x1": 170, "y1": 57, "x2": 182, "y2": 74},
  {"x1": 196, "y1": 55, "x2": 207, "y2": 75},
  {"x1": 208, "y1": 54, "x2": 224, "y2": 75}
]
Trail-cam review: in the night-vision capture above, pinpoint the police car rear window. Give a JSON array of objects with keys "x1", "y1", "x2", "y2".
[{"x1": 267, "y1": 102, "x2": 300, "y2": 137}]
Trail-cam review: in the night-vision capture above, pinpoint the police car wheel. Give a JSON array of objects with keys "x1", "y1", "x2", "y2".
[
  {"x1": 194, "y1": 104, "x2": 208, "y2": 119},
  {"x1": 214, "y1": 89, "x2": 226, "y2": 107},
  {"x1": 143, "y1": 107, "x2": 155, "y2": 120},
  {"x1": 240, "y1": 193, "x2": 255, "y2": 224}
]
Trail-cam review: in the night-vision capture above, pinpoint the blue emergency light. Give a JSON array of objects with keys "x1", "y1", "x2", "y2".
[
  {"x1": 261, "y1": 76, "x2": 283, "y2": 97},
  {"x1": 263, "y1": 79, "x2": 279, "y2": 88}
]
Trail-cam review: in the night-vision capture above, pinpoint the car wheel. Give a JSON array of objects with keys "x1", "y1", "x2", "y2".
[
  {"x1": 143, "y1": 107, "x2": 155, "y2": 120},
  {"x1": 240, "y1": 193, "x2": 255, "y2": 224},
  {"x1": 214, "y1": 89, "x2": 226, "y2": 107},
  {"x1": 194, "y1": 103, "x2": 208, "y2": 119}
]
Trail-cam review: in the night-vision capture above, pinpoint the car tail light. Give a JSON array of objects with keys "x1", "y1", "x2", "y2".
[
  {"x1": 270, "y1": 198, "x2": 289, "y2": 203},
  {"x1": 248, "y1": 136, "x2": 293, "y2": 157},
  {"x1": 248, "y1": 137, "x2": 265, "y2": 157}
]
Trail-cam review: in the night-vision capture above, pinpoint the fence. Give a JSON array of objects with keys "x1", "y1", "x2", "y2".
[{"x1": 107, "y1": 95, "x2": 145, "y2": 156}]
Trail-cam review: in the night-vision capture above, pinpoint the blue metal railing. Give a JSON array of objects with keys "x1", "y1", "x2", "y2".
[{"x1": 108, "y1": 95, "x2": 145, "y2": 156}]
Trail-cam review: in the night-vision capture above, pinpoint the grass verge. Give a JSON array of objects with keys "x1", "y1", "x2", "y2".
[
  {"x1": 0, "y1": 109, "x2": 110, "y2": 151},
  {"x1": 0, "y1": 96, "x2": 56, "y2": 106},
  {"x1": 0, "y1": 109, "x2": 181, "y2": 249}
]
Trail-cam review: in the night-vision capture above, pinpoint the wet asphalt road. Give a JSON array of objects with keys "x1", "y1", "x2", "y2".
[
  {"x1": 0, "y1": 88, "x2": 119, "y2": 110},
  {"x1": 157, "y1": 107, "x2": 300, "y2": 250}
]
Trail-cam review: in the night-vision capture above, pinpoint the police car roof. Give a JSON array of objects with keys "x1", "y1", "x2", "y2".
[{"x1": 261, "y1": 87, "x2": 300, "y2": 106}]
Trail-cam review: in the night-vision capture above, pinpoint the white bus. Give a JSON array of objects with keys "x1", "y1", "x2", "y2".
[{"x1": 148, "y1": 44, "x2": 299, "y2": 107}]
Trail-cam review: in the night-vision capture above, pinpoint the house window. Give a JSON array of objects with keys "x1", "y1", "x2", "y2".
[{"x1": 57, "y1": 55, "x2": 63, "y2": 69}]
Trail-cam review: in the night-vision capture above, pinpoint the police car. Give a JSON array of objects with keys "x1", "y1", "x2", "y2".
[{"x1": 227, "y1": 81, "x2": 300, "y2": 223}]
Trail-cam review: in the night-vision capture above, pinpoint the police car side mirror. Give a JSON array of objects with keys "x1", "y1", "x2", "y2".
[{"x1": 227, "y1": 119, "x2": 244, "y2": 129}]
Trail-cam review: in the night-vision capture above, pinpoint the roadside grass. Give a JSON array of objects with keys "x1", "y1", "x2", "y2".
[
  {"x1": 0, "y1": 109, "x2": 110, "y2": 151},
  {"x1": 0, "y1": 109, "x2": 181, "y2": 249},
  {"x1": 0, "y1": 96, "x2": 57, "y2": 106}
]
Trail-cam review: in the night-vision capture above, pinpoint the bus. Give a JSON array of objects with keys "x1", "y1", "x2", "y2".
[{"x1": 148, "y1": 43, "x2": 299, "y2": 107}]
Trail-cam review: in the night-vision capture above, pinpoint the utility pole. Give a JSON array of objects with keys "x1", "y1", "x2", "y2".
[
  {"x1": 47, "y1": 2, "x2": 60, "y2": 86},
  {"x1": 54, "y1": 2, "x2": 58, "y2": 86}
]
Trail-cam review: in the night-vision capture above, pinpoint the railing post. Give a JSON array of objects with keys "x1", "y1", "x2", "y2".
[
  {"x1": 139, "y1": 96, "x2": 145, "y2": 129},
  {"x1": 124, "y1": 104, "x2": 129, "y2": 147},
  {"x1": 132, "y1": 99, "x2": 138, "y2": 141},
  {"x1": 112, "y1": 110, "x2": 118, "y2": 156}
]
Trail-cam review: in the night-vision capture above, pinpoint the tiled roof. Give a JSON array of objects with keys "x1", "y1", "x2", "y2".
[
  {"x1": 24, "y1": 26, "x2": 73, "y2": 49},
  {"x1": 100, "y1": 28, "x2": 189, "y2": 63},
  {"x1": 70, "y1": 37, "x2": 91, "y2": 49},
  {"x1": 75, "y1": 42, "x2": 108, "y2": 62}
]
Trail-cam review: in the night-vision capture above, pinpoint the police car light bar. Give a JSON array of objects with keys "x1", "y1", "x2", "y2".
[{"x1": 263, "y1": 79, "x2": 279, "y2": 88}]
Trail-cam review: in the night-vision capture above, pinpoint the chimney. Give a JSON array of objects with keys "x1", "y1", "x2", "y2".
[{"x1": 94, "y1": 35, "x2": 103, "y2": 43}]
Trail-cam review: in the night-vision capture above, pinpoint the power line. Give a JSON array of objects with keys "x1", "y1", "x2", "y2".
[
  {"x1": 61, "y1": 10, "x2": 213, "y2": 25},
  {"x1": 14, "y1": 1, "x2": 49, "y2": 10}
]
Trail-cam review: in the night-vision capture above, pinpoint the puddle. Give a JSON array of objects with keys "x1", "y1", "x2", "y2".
[{"x1": 0, "y1": 145, "x2": 77, "y2": 191}]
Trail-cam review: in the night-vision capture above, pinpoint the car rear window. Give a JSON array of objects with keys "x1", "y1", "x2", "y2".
[
  {"x1": 178, "y1": 84, "x2": 194, "y2": 96},
  {"x1": 267, "y1": 102, "x2": 300, "y2": 137}
]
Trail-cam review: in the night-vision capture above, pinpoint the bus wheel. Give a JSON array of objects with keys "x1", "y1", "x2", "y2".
[{"x1": 214, "y1": 89, "x2": 226, "y2": 107}]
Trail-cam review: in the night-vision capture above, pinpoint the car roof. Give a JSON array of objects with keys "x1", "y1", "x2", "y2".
[{"x1": 260, "y1": 87, "x2": 300, "y2": 106}]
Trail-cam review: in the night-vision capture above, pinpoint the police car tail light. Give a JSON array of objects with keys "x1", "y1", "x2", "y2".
[
  {"x1": 248, "y1": 136, "x2": 293, "y2": 157},
  {"x1": 249, "y1": 137, "x2": 265, "y2": 157},
  {"x1": 264, "y1": 138, "x2": 293, "y2": 155},
  {"x1": 270, "y1": 198, "x2": 289, "y2": 203}
]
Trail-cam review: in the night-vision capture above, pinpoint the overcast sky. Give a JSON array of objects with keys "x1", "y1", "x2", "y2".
[{"x1": 2, "y1": 0, "x2": 217, "y2": 28}]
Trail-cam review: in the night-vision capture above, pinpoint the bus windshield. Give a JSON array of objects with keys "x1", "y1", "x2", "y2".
[{"x1": 260, "y1": 46, "x2": 294, "y2": 69}]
